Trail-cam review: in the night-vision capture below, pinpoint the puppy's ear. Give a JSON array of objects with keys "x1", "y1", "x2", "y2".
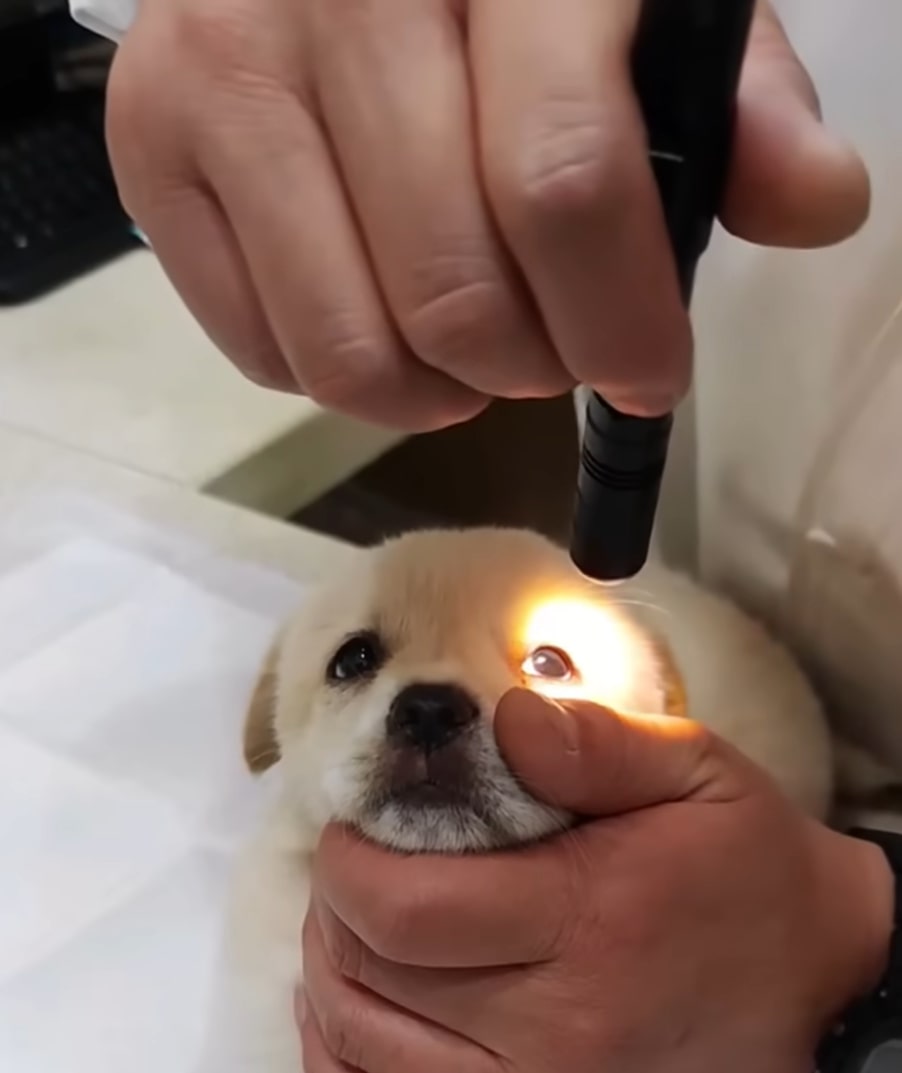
[
  {"x1": 243, "y1": 636, "x2": 282, "y2": 774},
  {"x1": 649, "y1": 635, "x2": 688, "y2": 719}
]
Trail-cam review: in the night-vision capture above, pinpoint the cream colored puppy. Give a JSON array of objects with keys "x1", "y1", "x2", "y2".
[{"x1": 197, "y1": 527, "x2": 833, "y2": 1072}]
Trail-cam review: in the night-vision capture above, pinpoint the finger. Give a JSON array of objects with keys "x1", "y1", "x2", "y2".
[
  {"x1": 494, "y1": 688, "x2": 756, "y2": 816},
  {"x1": 311, "y1": 0, "x2": 570, "y2": 398},
  {"x1": 196, "y1": 82, "x2": 489, "y2": 432},
  {"x1": 471, "y1": 0, "x2": 692, "y2": 416},
  {"x1": 303, "y1": 912, "x2": 504, "y2": 1072},
  {"x1": 311, "y1": 895, "x2": 538, "y2": 1057},
  {"x1": 313, "y1": 822, "x2": 575, "y2": 968},
  {"x1": 106, "y1": 43, "x2": 292, "y2": 389},
  {"x1": 724, "y1": 2, "x2": 870, "y2": 247},
  {"x1": 300, "y1": 1000, "x2": 357, "y2": 1072}
]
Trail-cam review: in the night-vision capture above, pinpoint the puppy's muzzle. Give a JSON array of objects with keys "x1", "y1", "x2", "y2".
[{"x1": 386, "y1": 682, "x2": 478, "y2": 753}]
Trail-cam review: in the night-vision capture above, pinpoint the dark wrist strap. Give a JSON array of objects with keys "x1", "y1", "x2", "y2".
[{"x1": 817, "y1": 828, "x2": 902, "y2": 1072}]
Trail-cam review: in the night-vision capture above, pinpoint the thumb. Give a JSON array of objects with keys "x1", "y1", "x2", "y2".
[
  {"x1": 723, "y1": 2, "x2": 870, "y2": 248},
  {"x1": 495, "y1": 689, "x2": 753, "y2": 816}
]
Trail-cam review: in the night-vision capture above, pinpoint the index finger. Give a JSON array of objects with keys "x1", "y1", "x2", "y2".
[
  {"x1": 313, "y1": 823, "x2": 578, "y2": 968},
  {"x1": 473, "y1": 0, "x2": 691, "y2": 416}
]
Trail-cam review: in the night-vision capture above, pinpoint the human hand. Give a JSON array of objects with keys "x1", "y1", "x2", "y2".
[
  {"x1": 106, "y1": 1, "x2": 870, "y2": 428},
  {"x1": 302, "y1": 689, "x2": 893, "y2": 1073}
]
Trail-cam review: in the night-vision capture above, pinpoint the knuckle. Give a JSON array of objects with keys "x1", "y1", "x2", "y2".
[
  {"x1": 234, "y1": 344, "x2": 297, "y2": 392},
  {"x1": 104, "y1": 50, "x2": 194, "y2": 219},
  {"x1": 175, "y1": 2, "x2": 259, "y2": 79},
  {"x1": 361, "y1": 884, "x2": 430, "y2": 963},
  {"x1": 317, "y1": 999, "x2": 365, "y2": 1067},
  {"x1": 172, "y1": 0, "x2": 300, "y2": 104},
  {"x1": 297, "y1": 316, "x2": 395, "y2": 412},
  {"x1": 328, "y1": 927, "x2": 365, "y2": 985},
  {"x1": 240, "y1": 364, "x2": 296, "y2": 393},
  {"x1": 362, "y1": 903, "x2": 411, "y2": 964},
  {"x1": 498, "y1": 102, "x2": 634, "y2": 226},
  {"x1": 105, "y1": 53, "x2": 161, "y2": 187},
  {"x1": 401, "y1": 268, "x2": 511, "y2": 370}
]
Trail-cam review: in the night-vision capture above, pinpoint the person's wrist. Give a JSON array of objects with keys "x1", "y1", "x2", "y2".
[{"x1": 808, "y1": 821, "x2": 895, "y2": 1022}]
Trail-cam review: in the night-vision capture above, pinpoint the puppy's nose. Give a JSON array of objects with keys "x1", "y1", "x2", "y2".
[{"x1": 386, "y1": 683, "x2": 479, "y2": 752}]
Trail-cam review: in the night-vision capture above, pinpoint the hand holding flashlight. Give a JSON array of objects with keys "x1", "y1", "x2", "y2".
[{"x1": 105, "y1": 0, "x2": 867, "y2": 430}]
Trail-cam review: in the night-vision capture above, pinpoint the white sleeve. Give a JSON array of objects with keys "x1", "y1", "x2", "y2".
[
  {"x1": 691, "y1": 0, "x2": 902, "y2": 773},
  {"x1": 69, "y1": 0, "x2": 138, "y2": 43}
]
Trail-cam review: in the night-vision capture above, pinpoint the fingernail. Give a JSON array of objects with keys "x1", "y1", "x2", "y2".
[{"x1": 602, "y1": 389, "x2": 684, "y2": 419}]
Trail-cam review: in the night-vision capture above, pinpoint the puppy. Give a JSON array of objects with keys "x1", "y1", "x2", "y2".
[{"x1": 197, "y1": 527, "x2": 833, "y2": 1072}]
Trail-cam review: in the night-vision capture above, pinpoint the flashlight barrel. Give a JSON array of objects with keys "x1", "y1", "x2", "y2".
[
  {"x1": 569, "y1": 0, "x2": 756, "y2": 583},
  {"x1": 572, "y1": 397, "x2": 673, "y2": 582},
  {"x1": 635, "y1": 0, "x2": 756, "y2": 299}
]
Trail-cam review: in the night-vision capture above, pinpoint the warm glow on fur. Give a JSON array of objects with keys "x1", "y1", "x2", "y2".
[{"x1": 522, "y1": 595, "x2": 641, "y2": 709}]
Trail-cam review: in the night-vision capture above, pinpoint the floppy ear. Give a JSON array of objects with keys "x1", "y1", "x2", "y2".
[
  {"x1": 648, "y1": 635, "x2": 688, "y2": 719},
  {"x1": 243, "y1": 636, "x2": 283, "y2": 774}
]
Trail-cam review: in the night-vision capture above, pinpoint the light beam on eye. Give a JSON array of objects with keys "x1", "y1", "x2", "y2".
[{"x1": 521, "y1": 596, "x2": 642, "y2": 710}]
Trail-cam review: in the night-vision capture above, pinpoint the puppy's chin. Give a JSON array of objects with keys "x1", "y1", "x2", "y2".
[
  {"x1": 355, "y1": 791, "x2": 570, "y2": 854},
  {"x1": 350, "y1": 732, "x2": 570, "y2": 854}
]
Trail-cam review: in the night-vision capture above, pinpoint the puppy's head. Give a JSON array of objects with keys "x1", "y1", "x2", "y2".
[{"x1": 245, "y1": 528, "x2": 684, "y2": 853}]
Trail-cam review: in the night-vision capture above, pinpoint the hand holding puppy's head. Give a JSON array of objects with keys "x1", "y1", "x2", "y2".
[{"x1": 244, "y1": 528, "x2": 684, "y2": 853}]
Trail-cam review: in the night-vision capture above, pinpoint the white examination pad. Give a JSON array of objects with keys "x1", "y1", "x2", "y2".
[{"x1": 0, "y1": 495, "x2": 306, "y2": 1073}]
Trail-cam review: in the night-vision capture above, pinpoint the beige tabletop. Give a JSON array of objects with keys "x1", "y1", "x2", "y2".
[
  {"x1": 0, "y1": 423, "x2": 355, "y2": 584},
  {"x1": 0, "y1": 249, "x2": 403, "y2": 518}
]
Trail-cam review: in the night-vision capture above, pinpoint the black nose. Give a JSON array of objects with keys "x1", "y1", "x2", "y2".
[{"x1": 386, "y1": 683, "x2": 479, "y2": 752}]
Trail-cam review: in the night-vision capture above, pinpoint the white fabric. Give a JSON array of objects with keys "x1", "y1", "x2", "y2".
[
  {"x1": 691, "y1": 0, "x2": 902, "y2": 767},
  {"x1": 0, "y1": 495, "x2": 302, "y2": 1073},
  {"x1": 578, "y1": 0, "x2": 902, "y2": 767},
  {"x1": 70, "y1": 0, "x2": 136, "y2": 43}
]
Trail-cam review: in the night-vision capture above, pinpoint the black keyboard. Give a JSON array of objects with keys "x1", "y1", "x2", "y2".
[{"x1": 0, "y1": 91, "x2": 140, "y2": 304}]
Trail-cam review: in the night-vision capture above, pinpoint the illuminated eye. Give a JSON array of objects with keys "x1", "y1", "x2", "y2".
[
  {"x1": 521, "y1": 646, "x2": 575, "y2": 682},
  {"x1": 327, "y1": 632, "x2": 385, "y2": 684}
]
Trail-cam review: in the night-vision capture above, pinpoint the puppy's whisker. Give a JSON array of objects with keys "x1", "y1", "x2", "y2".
[
  {"x1": 617, "y1": 585, "x2": 656, "y2": 599},
  {"x1": 609, "y1": 597, "x2": 672, "y2": 617}
]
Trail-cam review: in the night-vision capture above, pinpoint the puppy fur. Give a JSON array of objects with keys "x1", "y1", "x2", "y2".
[{"x1": 197, "y1": 527, "x2": 833, "y2": 1072}]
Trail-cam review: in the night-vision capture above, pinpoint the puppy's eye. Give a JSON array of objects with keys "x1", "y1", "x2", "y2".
[
  {"x1": 327, "y1": 632, "x2": 385, "y2": 684},
  {"x1": 521, "y1": 646, "x2": 574, "y2": 682}
]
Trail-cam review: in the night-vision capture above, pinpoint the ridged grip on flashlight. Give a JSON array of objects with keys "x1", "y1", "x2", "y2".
[{"x1": 571, "y1": 396, "x2": 673, "y2": 582}]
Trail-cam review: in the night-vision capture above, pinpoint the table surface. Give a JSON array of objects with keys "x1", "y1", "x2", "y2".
[
  {"x1": 0, "y1": 423, "x2": 357, "y2": 1073},
  {"x1": 0, "y1": 422, "x2": 355, "y2": 582},
  {"x1": 0, "y1": 250, "x2": 402, "y2": 517}
]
